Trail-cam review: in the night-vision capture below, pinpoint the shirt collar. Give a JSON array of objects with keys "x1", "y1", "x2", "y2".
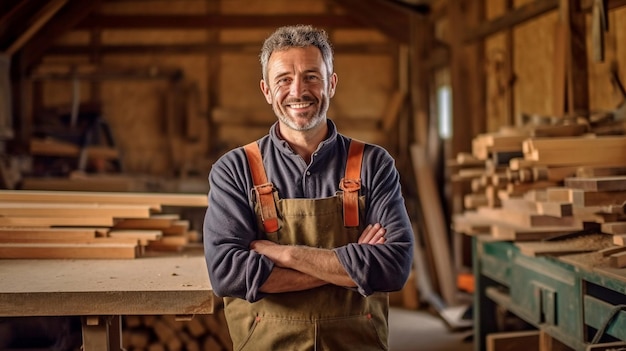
[{"x1": 269, "y1": 119, "x2": 339, "y2": 157}]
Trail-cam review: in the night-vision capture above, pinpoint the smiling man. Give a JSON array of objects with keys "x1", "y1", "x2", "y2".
[{"x1": 203, "y1": 25, "x2": 414, "y2": 350}]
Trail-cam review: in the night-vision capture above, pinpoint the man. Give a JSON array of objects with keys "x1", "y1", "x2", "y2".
[{"x1": 203, "y1": 25, "x2": 414, "y2": 350}]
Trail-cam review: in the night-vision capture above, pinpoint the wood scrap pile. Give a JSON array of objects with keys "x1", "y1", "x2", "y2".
[
  {"x1": 122, "y1": 309, "x2": 232, "y2": 351},
  {"x1": 452, "y1": 124, "x2": 626, "y2": 267},
  {"x1": 0, "y1": 190, "x2": 207, "y2": 259}
]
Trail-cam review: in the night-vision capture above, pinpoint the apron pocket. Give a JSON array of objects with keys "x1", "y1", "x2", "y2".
[{"x1": 236, "y1": 316, "x2": 315, "y2": 351}]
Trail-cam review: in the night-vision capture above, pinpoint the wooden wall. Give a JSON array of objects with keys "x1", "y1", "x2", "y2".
[
  {"x1": 31, "y1": 0, "x2": 401, "y2": 178},
  {"x1": 483, "y1": 0, "x2": 626, "y2": 133}
]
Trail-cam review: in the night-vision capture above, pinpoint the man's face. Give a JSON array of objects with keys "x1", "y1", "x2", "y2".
[{"x1": 260, "y1": 46, "x2": 337, "y2": 132}]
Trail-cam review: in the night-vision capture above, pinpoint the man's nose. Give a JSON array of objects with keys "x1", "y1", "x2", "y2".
[{"x1": 289, "y1": 77, "x2": 307, "y2": 96}]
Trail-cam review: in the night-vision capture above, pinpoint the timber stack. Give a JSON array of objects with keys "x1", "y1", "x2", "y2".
[
  {"x1": 0, "y1": 190, "x2": 207, "y2": 259},
  {"x1": 452, "y1": 117, "x2": 626, "y2": 267},
  {"x1": 122, "y1": 307, "x2": 232, "y2": 351}
]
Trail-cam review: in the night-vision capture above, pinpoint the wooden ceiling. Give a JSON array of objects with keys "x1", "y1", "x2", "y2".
[{"x1": 0, "y1": 0, "x2": 430, "y2": 72}]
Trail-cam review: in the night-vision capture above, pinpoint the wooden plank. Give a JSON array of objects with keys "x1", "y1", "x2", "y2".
[
  {"x1": 0, "y1": 190, "x2": 207, "y2": 207},
  {"x1": 411, "y1": 144, "x2": 457, "y2": 305},
  {"x1": 570, "y1": 188, "x2": 626, "y2": 206},
  {"x1": 500, "y1": 198, "x2": 573, "y2": 217},
  {"x1": 524, "y1": 135, "x2": 626, "y2": 152},
  {"x1": 576, "y1": 165, "x2": 626, "y2": 178},
  {"x1": 609, "y1": 251, "x2": 626, "y2": 268},
  {"x1": 539, "y1": 330, "x2": 572, "y2": 351},
  {"x1": 0, "y1": 203, "x2": 151, "y2": 219},
  {"x1": 162, "y1": 220, "x2": 190, "y2": 236},
  {"x1": 0, "y1": 227, "x2": 99, "y2": 242},
  {"x1": 598, "y1": 245, "x2": 626, "y2": 256},
  {"x1": 113, "y1": 215, "x2": 180, "y2": 230},
  {"x1": 478, "y1": 207, "x2": 580, "y2": 228},
  {"x1": 515, "y1": 234, "x2": 612, "y2": 257},
  {"x1": 527, "y1": 146, "x2": 626, "y2": 166},
  {"x1": 108, "y1": 230, "x2": 162, "y2": 245},
  {"x1": 491, "y1": 223, "x2": 584, "y2": 241},
  {"x1": 602, "y1": 222, "x2": 626, "y2": 234},
  {"x1": 21, "y1": 176, "x2": 136, "y2": 192},
  {"x1": 452, "y1": 212, "x2": 492, "y2": 235},
  {"x1": 0, "y1": 216, "x2": 114, "y2": 227},
  {"x1": 564, "y1": 176, "x2": 626, "y2": 192},
  {"x1": 613, "y1": 234, "x2": 626, "y2": 246},
  {"x1": 537, "y1": 201, "x2": 574, "y2": 217},
  {"x1": 464, "y1": 0, "x2": 558, "y2": 42},
  {"x1": 487, "y1": 330, "x2": 540, "y2": 351},
  {"x1": 0, "y1": 242, "x2": 138, "y2": 259}
]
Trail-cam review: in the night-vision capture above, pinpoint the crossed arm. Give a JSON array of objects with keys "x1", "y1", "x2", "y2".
[{"x1": 250, "y1": 223, "x2": 386, "y2": 294}]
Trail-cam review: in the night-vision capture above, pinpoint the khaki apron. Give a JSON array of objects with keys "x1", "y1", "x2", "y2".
[{"x1": 223, "y1": 141, "x2": 389, "y2": 351}]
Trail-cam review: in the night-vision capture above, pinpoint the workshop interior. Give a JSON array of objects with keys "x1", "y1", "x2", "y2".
[{"x1": 1, "y1": 0, "x2": 626, "y2": 350}]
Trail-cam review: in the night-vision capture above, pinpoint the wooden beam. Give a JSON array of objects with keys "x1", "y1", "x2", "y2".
[
  {"x1": 464, "y1": 0, "x2": 558, "y2": 42},
  {"x1": 561, "y1": 0, "x2": 590, "y2": 117},
  {"x1": 0, "y1": 216, "x2": 114, "y2": 227},
  {"x1": 0, "y1": 242, "x2": 139, "y2": 259},
  {"x1": 4, "y1": 0, "x2": 68, "y2": 56},
  {"x1": 0, "y1": 203, "x2": 152, "y2": 219},
  {"x1": 449, "y1": 0, "x2": 486, "y2": 155},
  {"x1": 76, "y1": 14, "x2": 365, "y2": 29},
  {"x1": 20, "y1": 0, "x2": 102, "y2": 69},
  {"x1": 45, "y1": 43, "x2": 398, "y2": 57},
  {"x1": 0, "y1": 190, "x2": 207, "y2": 207},
  {"x1": 330, "y1": 0, "x2": 412, "y2": 44},
  {"x1": 0, "y1": 227, "x2": 99, "y2": 242}
]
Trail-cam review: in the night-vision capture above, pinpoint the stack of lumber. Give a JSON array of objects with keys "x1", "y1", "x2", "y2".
[
  {"x1": 0, "y1": 190, "x2": 207, "y2": 259},
  {"x1": 122, "y1": 308, "x2": 232, "y2": 351},
  {"x1": 452, "y1": 125, "x2": 626, "y2": 266}
]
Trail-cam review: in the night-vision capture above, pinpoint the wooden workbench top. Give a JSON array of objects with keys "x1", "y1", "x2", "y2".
[{"x1": 0, "y1": 255, "x2": 214, "y2": 317}]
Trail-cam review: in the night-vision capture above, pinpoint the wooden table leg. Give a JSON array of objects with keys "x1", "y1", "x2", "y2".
[{"x1": 81, "y1": 315, "x2": 123, "y2": 351}]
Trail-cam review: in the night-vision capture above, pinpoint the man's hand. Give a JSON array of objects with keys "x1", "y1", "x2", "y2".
[
  {"x1": 358, "y1": 223, "x2": 386, "y2": 244},
  {"x1": 250, "y1": 240, "x2": 287, "y2": 267}
]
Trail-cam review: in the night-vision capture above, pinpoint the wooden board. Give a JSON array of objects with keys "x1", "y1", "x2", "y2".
[
  {"x1": 0, "y1": 227, "x2": 100, "y2": 242},
  {"x1": 601, "y1": 222, "x2": 626, "y2": 235},
  {"x1": 487, "y1": 330, "x2": 539, "y2": 351},
  {"x1": 478, "y1": 207, "x2": 580, "y2": 228},
  {"x1": 0, "y1": 190, "x2": 208, "y2": 208},
  {"x1": 564, "y1": 176, "x2": 626, "y2": 192},
  {"x1": 0, "y1": 203, "x2": 152, "y2": 219},
  {"x1": 515, "y1": 234, "x2": 613, "y2": 257},
  {"x1": 570, "y1": 189, "x2": 626, "y2": 207},
  {"x1": 0, "y1": 216, "x2": 115, "y2": 227},
  {"x1": 113, "y1": 215, "x2": 180, "y2": 229},
  {"x1": 491, "y1": 223, "x2": 583, "y2": 241},
  {"x1": 411, "y1": 144, "x2": 457, "y2": 306},
  {"x1": 0, "y1": 255, "x2": 213, "y2": 316},
  {"x1": 0, "y1": 242, "x2": 139, "y2": 259}
]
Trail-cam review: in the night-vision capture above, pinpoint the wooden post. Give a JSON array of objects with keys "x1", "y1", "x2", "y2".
[
  {"x1": 449, "y1": 0, "x2": 486, "y2": 156},
  {"x1": 560, "y1": 0, "x2": 589, "y2": 117}
]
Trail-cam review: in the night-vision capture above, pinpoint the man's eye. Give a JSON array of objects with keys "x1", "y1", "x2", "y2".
[
  {"x1": 305, "y1": 75, "x2": 320, "y2": 82},
  {"x1": 277, "y1": 78, "x2": 291, "y2": 86}
]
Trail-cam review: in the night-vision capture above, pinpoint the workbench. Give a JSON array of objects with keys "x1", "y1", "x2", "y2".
[
  {"x1": 0, "y1": 255, "x2": 214, "y2": 350},
  {"x1": 474, "y1": 235, "x2": 626, "y2": 351}
]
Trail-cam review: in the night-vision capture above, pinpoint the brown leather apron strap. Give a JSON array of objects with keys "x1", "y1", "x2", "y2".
[
  {"x1": 340, "y1": 140, "x2": 364, "y2": 227},
  {"x1": 243, "y1": 142, "x2": 279, "y2": 233}
]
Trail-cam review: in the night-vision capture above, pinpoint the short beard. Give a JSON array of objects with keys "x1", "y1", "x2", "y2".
[{"x1": 274, "y1": 97, "x2": 329, "y2": 132}]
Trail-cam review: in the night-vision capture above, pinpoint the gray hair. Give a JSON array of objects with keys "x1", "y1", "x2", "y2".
[{"x1": 260, "y1": 25, "x2": 334, "y2": 82}]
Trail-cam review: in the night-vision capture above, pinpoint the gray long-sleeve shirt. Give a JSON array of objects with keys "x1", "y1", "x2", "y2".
[{"x1": 203, "y1": 120, "x2": 414, "y2": 302}]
